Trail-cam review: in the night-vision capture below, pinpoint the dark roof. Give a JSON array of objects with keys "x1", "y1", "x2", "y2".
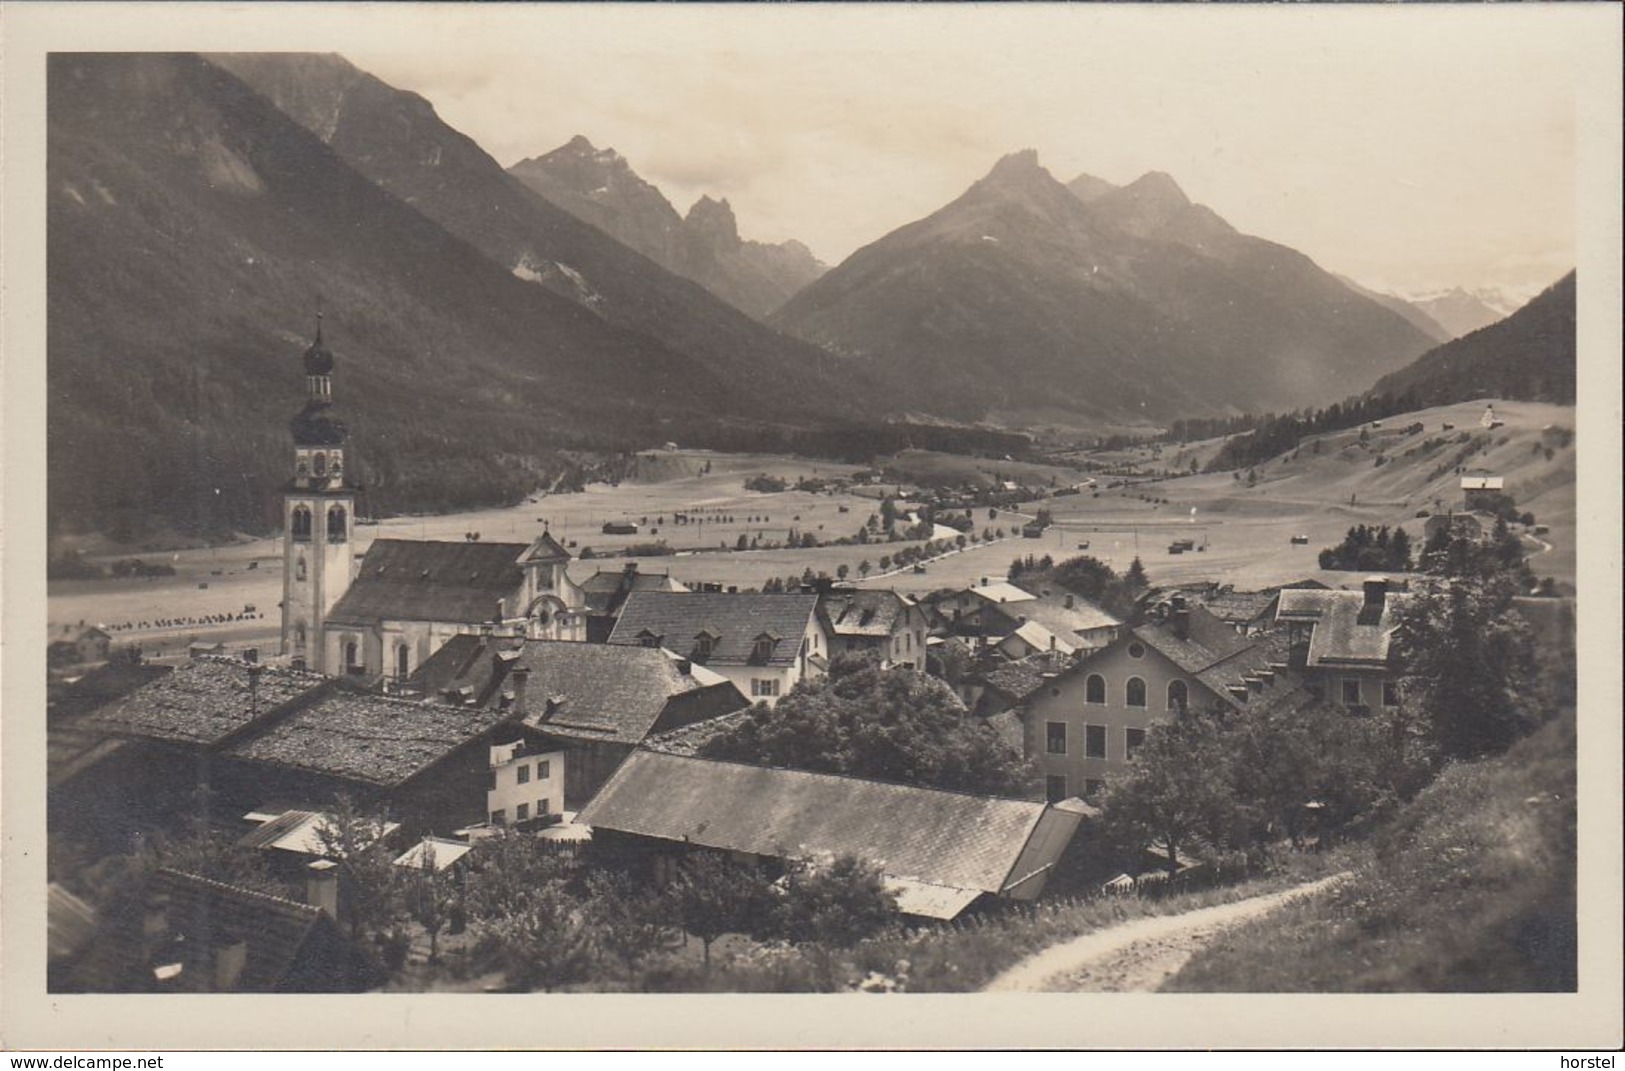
[
  {"x1": 1199, "y1": 589, "x2": 1280, "y2": 625},
  {"x1": 980, "y1": 658, "x2": 1060, "y2": 702},
  {"x1": 225, "y1": 687, "x2": 513, "y2": 787},
  {"x1": 1117, "y1": 605, "x2": 1304, "y2": 709},
  {"x1": 1133, "y1": 605, "x2": 1257, "y2": 676},
  {"x1": 818, "y1": 590, "x2": 910, "y2": 637},
  {"x1": 577, "y1": 567, "x2": 687, "y2": 615},
  {"x1": 302, "y1": 318, "x2": 335, "y2": 376},
  {"x1": 409, "y1": 634, "x2": 520, "y2": 706},
  {"x1": 49, "y1": 661, "x2": 171, "y2": 721},
  {"x1": 81, "y1": 657, "x2": 326, "y2": 746},
  {"x1": 518, "y1": 641, "x2": 737, "y2": 745},
  {"x1": 640, "y1": 708, "x2": 757, "y2": 756},
  {"x1": 1277, "y1": 588, "x2": 1409, "y2": 668},
  {"x1": 290, "y1": 400, "x2": 346, "y2": 447},
  {"x1": 607, "y1": 592, "x2": 819, "y2": 667},
  {"x1": 122, "y1": 869, "x2": 339, "y2": 992},
  {"x1": 577, "y1": 751, "x2": 1054, "y2": 895},
  {"x1": 327, "y1": 539, "x2": 529, "y2": 625}
]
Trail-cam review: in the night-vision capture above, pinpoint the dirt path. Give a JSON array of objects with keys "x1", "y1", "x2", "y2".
[{"x1": 984, "y1": 873, "x2": 1350, "y2": 993}]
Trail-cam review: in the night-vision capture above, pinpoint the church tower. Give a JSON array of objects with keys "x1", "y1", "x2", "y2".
[{"x1": 281, "y1": 315, "x2": 358, "y2": 672}]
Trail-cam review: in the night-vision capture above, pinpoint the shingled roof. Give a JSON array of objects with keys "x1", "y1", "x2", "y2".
[
  {"x1": 1277, "y1": 586, "x2": 1409, "y2": 668},
  {"x1": 81, "y1": 657, "x2": 326, "y2": 746},
  {"x1": 1127, "y1": 604, "x2": 1303, "y2": 709},
  {"x1": 518, "y1": 641, "x2": 744, "y2": 745},
  {"x1": 577, "y1": 752, "x2": 1063, "y2": 899},
  {"x1": 83, "y1": 869, "x2": 358, "y2": 993},
  {"x1": 577, "y1": 565, "x2": 687, "y2": 616},
  {"x1": 818, "y1": 590, "x2": 910, "y2": 637},
  {"x1": 607, "y1": 592, "x2": 819, "y2": 668},
  {"x1": 327, "y1": 539, "x2": 529, "y2": 625},
  {"x1": 225, "y1": 687, "x2": 514, "y2": 787}
]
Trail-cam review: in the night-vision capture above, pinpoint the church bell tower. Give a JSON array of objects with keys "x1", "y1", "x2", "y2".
[{"x1": 281, "y1": 314, "x2": 358, "y2": 672}]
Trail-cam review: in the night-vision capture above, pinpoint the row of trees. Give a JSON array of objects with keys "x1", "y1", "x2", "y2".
[{"x1": 1317, "y1": 524, "x2": 1415, "y2": 572}]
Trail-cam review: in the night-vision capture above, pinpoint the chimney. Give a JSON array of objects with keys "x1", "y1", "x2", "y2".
[
  {"x1": 306, "y1": 859, "x2": 339, "y2": 918},
  {"x1": 1168, "y1": 594, "x2": 1190, "y2": 639},
  {"x1": 676, "y1": 658, "x2": 693, "y2": 676},
  {"x1": 1064, "y1": 595, "x2": 1075, "y2": 609},
  {"x1": 1360, "y1": 576, "x2": 1388, "y2": 625},
  {"x1": 213, "y1": 937, "x2": 248, "y2": 991},
  {"x1": 508, "y1": 664, "x2": 530, "y2": 718},
  {"x1": 1048, "y1": 634, "x2": 1057, "y2": 652}
]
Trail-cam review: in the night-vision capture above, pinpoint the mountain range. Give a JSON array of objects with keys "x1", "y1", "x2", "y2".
[
  {"x1": 1368, "y1": 272, "x2": 1576, "y2": 407},
  {"x1": 1404, "y1": 287, "x2": 1516, "y2": 338},
  {"x1": 509, "y1": 136, "x2": 826, "y2": 320},
  {"x1": 771, "y1": 151, "x2": 1441, "y2": 423},
  {"x1": 48, "y1": 52, "x2": 876, "y2": 539}
]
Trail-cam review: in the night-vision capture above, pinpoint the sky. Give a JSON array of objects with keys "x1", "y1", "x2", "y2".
[{"x1": 348, "y1": 4, "x2": 1586, "y2": 304}]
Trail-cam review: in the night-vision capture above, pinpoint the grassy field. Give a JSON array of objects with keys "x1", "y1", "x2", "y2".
[
  {"x1": 48, "y1": 398, "x2": 1576, "y2": 657},
  {"x1": 1162, "y1": 710, "x2": 1577, "y2": 992}
]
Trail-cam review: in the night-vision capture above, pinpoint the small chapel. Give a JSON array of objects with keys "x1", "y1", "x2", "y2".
[{"x1": 279, "y1": 318, "x2": 585, "y2": 678}]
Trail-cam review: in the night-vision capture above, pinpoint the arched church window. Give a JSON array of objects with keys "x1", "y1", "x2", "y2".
[
  {"x1": 1167, "y1": 679, "x2": 1189, "y2": 713},
  {"x1": 344, "y1": 640, "x2": 359, "y2": 670},
  {"x1": 291, "y1": 506, "x2": 313, "y2": 542},
  {"x1": 313, "y1": 453, "x2": 328, "y2": 477},
  {"x1": 327, "y1": 506, "x2": 347, "y2": 543}
]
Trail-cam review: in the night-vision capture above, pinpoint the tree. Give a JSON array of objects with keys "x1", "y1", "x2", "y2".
[
  {"x1": 400, "y1": 842, "x2": 461, "y2": 964},
  {"x1": 772, "y1": 856, "x2": 898, "y2": 947},
  {"x1": 1099, "y1": 715, "x2": 1238, "y2": 878},
  {"x1": 880, "y1": 497, "x2": 898, "y2": 532},
  {"x1": 696, "y1": 665, "x2": 1039, "y2": 797},
  {"x1": 490, "y1": 889, "x2": 596, "y2": 992},
  {"x1": 1390, "y1": 574, "x2": 1540, "y2": 758},
  {"x1": 858, "y1": 560, "x2": 872, "y2": 579},
  {"x1": 669, "y1": 853, "x2": 776, "y2": 970},
  {"x1": 314, "y1": 794, "x2": 402, "y2": 943},
  {"x1": 582, "y1": 870, "x2": 677, "y2": 989},
  {"x1": 836, "y1": 564, "x2": 850, "y2": 581},
  {"x1": 1125, "y1": 556, "x2": 1149, "y2": 590}
]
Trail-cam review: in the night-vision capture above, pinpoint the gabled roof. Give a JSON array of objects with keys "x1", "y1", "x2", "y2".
[
  {"x1": 48, "y1": 660, "x2": 172, "y2": 722},
  {"x1": 577, "y1": 752, "x2": 1062, "y2": 898},
  {"x1": 516, "y1": 640, "x2": 746, "y2": 745},
  {"x1": 1019, "y1": 593, "x2": 1121, "y2": 636},
  {"x1": 1199, "y1": 589, "x2": 1280, "y2": 626},
  {"x1": 225, "y1": 687, "x2": 514, "y2": 787},
  {"x1": 1002, "y1": 620, "x2": 1077, "y2": 657},
  {"x1": 577, "y1": 567, "x2": 687, "y2": 615},
  {"x1": 819, "y1": 589, "x2": 910, "y2": 637},
  {"x1": 1277, "y1": 588, "x2": 1408, "y2": 668},
  {"x1": 409, "y1": 634, "x2": 520, "y2": 707},
  {"x1": 327, "y1": 539, "x2": 529, "y2": 626},
  {"x1": 81, "y1": 657, "x2": 326, "y2": 746},
  {"x1": 965, "y1": 582, "x2": 1037, "y2": 606},
  {"x1": 237, "y1": 810, "x2": 400, "y2": 856},
  {"x1": 131, "y1": 869, "x2": 340, "y2": 992},
  {"x1": 1133, "y1": 605, "x2": 1257, "y2": 677},
  {"x1": 607, "y1": 592, "x2": 819, "y2": 667},
  {"x1": 517, "y1": 531, "x2": 572, "y2": 564}
]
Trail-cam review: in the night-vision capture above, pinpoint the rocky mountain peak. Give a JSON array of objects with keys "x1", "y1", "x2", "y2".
[{"x1": 684, "y1": 194, "x2": 740, "y2": 249}]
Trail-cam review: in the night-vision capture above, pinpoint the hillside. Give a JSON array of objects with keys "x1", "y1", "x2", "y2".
[
  {"x1": 213, "y1": 54, "x2": 858, "y2": 407},
  {"x1": 1368, "y1": 272, "x2": 1576, "y2": 407},
  {"x1": 1335, "y1": 275, "x2": 1453, "y2": 344},
  {"x1": 509, "y1": 137, "x2": 826, "y2": 319},
  {"x1": 45, "y1": 53, "x2": 830, "y2": 541},
  {"x1": 772, "y1": 152, "x2": 1438, "y2": 425},
  {"x1": 1165, "y1": 710, "x2": 1576, "y2": 991}
]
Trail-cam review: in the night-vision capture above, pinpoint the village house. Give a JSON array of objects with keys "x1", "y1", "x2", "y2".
[
  {"x1": 576, "y1": 562, "x2": 689, "y2": 641},
  {"x1": 1018, "y1": 597, "x2": 1305, "y2": 802},
  {"x1": 412, "y1": 634, "x2": 751, "y2": 813},
  {"x1": 576, "y1": 751, "x2": 1087, "y2": 921},
  {"x1": 54, "y1": 867, "x2": 373, "y2": 993},
  {"x1": 48, "y1": 623, "x2": 112, "y2": 669},
  {"x1": 1275, "y1": 577, "x2": 1409, "y2": 710},
  {"x1": 1424, "y1": 510, "x2": 1498, "y2": 546},
  {"x1": 816, "y1": 588, "x2": 930, "y2": 671},
  {"x1": 1460, "y1": 473, "x2": 1507, "y2": 512},
  {"x1": 606, "y1": 591, "x2": 829, "y2": 705},
  {"x1": 928, "y1": 579, "x2": 1120, "y2": 655}
]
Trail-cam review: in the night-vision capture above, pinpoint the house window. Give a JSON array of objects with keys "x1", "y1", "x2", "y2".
[
  {"x1": 1125, "y1": 677, "x2": 1147, "y2": 708},
  {"x1": 1045, "y1": 775, "x2": 1068, "y2": 803},
  {"x1": 1084, "y1": 779, "x2": 1106, "y2": 800},
  {"x1": 1046, "y1": 721, "x2": 1067, "y2": 755},
  {"x1": 516, "y1": 803, "x2": 530, "y2": 822},
  {"x1": 344, "y1": 641, "x2": 359, "y2": 670},
  {"x1": 291, "y1": 506, "x2": 313, "y2": 542},
  {"x1": 1167, "y1": 679, "x2": 1188, "y2": 712},
  {"x1": 1126, "y1": 727, "x2": 1146, "y2": 759},
  {"x1": 753, "y1": 635, "x2": 777, "y2": 663},
  {"x1": 538, "y1": 760, "x2": 551, "y2": 780},
  {"x1": 693, "y1": 633, "x2": 715, "y2": 661},
  {"x1": 1341, "y1": 679, "x2": 1362, "y2": 706},
  {"x1": 538, "y1": 798, "x2": 550, "y2": 815},
  {"x1": 752, "y1": 678, "x2": 781, "y2": 698},
  {"x1": 1085, "y1": 674, "x2": 1106, "y2": 704},
  {"x1": 396, "y1": 644, "x2": 410, "y2": 680},
  {"x1": 516, "y1": 764, "x2": 531, "y2": 785},
  {"x1": 1085, "y1": 725, "x2": 1107, "y2": 759},
  {"x1": 490, "y1": 809, "x2": 506, "y2": 826},
  {"x1": 1382, "y1": 681, "x2": 1401, "y2": 708}
]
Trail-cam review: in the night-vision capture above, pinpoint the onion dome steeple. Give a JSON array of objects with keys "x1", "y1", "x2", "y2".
[{"x1": 291, "y1": 313, "x2": 347, "y2": 448}]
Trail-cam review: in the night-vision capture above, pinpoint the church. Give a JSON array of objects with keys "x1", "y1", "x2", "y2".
[{"x1": 279, "y1": 319, "x2": 586, "y2": 677}]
